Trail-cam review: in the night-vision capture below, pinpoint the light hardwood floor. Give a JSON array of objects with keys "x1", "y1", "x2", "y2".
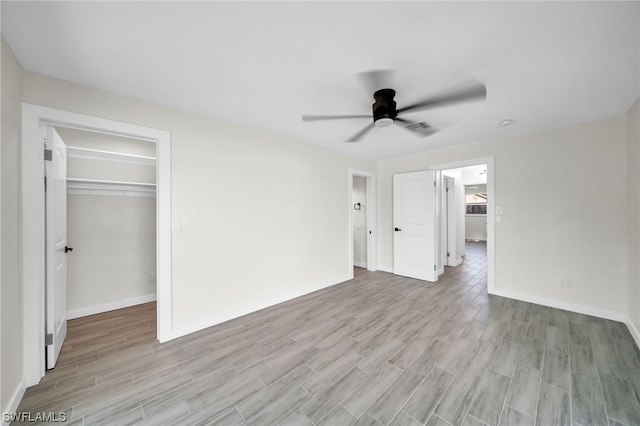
[{"x1": 16, "y1": 241, "x2": 640, "y2": 425}]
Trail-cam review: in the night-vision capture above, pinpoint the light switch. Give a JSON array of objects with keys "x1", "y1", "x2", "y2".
[
  {"x1": 171, "y1": 219, "x2": 182, "y2": 233},
  {"x1": 495, "y1": 206, "x2": 503, "y2": 215}
]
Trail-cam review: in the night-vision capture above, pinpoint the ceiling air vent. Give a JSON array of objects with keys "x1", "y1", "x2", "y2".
[{"x1": 405, "y1": 122, "x2": 431, "y2": 131}]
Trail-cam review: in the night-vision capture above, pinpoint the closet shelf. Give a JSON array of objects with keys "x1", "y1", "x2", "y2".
[
  {"x1": 67, "y1": 178, "x2": 156, "y2": 198},
  {"x1": 67, "y1": 146, "x2": 156, "y2": 166}
]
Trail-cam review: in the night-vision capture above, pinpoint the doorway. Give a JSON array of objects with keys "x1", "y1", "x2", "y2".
[
  {"x1": 349, "y1": 169, "x2": 377, "y2": 275},
  {"x1": 352, "y1": 176, "x2": 368, "y2": 268},
  {"x1": 431, "y1": 157, "x2": 495, "y2": 292},
  {"x1": 57, "y1": 126, "x2": 158, "y2": 322},
  {"x1": 22, "y1": 104, "x2": 172, "y2": 386}
]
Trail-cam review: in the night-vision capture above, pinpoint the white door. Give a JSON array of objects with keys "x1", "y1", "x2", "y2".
[
  {"x1": 444, "y1": 176, "x2": 458, "y2": 267},
  {"x1": 45, "y1": 126, "x2": 68, "y2": 369},
  {"x1": 393, "y1": 170, "x2": 437, "y2": 282}
]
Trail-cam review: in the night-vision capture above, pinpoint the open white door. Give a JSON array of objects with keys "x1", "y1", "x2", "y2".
[
  {"x1": 444, "y1": 175, "x2": 458, "y2": 267},
  {"x1": 393, "y1": 170, "x2": 437, "y2": 282},
  {"x1": 45, "y1": 126, "x2": 68, "y2": 369}
]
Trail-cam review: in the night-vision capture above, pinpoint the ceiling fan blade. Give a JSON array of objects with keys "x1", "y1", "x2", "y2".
[
  {"x1": 302, "y1": 114, "x2": 370, "y2": 122},
  {"x1": 394, "y1": 117, "x2": 440, "y2": 138},
  {"x1": 355, "y1": 69, "x2": 397, "y2": 95},
  {"x1": 393, "y1": 117, "x2": 419, "y2": 126},
  {"x1": 397, "y1": 81, "x2": 487, "y2": 115},
  {"x1": 346, "y1": 122, "x2": 376, "y2": 143}
]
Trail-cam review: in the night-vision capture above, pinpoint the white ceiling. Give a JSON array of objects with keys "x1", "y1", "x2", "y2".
[{"x1": 3, "y1": 1, "x2": 639, "y2": 160}]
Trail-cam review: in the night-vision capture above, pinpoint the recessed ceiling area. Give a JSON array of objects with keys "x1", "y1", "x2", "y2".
[{"x1": 2, "y1": 1, "x2": 638, "y2": 160}]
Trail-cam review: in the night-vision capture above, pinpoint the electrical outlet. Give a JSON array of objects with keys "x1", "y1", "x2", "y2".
[
  {"x1": 147, "y1": 274, "x2": 157, "y2": 285},
  {"x1": 557, "y1": 278, "x2": 568, "y2": 288}
]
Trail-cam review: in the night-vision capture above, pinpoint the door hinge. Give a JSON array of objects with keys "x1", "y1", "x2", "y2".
[
  {"x1": 44, "y1": 176, "x2": 47, "y2": 191},
  {"x1": 433, "y1": 180, "x2": 436, "y2": 187},
  {"x1": 44, "y1": 149, "x2": 52, "y2": 161},
  {"x1": 434, "y1": 265, "x2": 436, "y2": 271},
  {"x1": 45, "y1": 333, "x2": 53, "y2": 345},
  {"x1": 447, "y1": 252, "x2": 450, "y2": 257}
]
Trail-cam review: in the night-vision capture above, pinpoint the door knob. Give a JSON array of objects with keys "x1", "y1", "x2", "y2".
[
  {"x1": 64, "y1": 246, "x2": 74, "y2": 253},
  {"x1": 394, "y1": 227, "x2": 402, "y2": 232}
]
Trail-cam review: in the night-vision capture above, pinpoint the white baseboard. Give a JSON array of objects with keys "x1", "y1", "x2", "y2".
[
  {"x1": 353, "y1": 261, "x2": 367, "y2": 268},
  {"x1": 378, "y1": 265, "x2": 393, "y2": 274},
  {"x1": 168, "y1": 274, "x2": 352, "y2": 341},
  {"x1": 489, "y1": 287, "x2": 627, "y2": 322},
  {"x1": 67, "y1": 294, "x2": 157, "y2": 320},
  {"x1": 2, "y1": 376, "x2": 26, "y2": 426},
  {"x1": 625, "y1": 316, "x2": 640, "y2": 349}
]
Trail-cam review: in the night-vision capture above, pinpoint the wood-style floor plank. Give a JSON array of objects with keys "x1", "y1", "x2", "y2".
[{"x1": 14, "y1": 241, "x2": 640, "y2": 425}]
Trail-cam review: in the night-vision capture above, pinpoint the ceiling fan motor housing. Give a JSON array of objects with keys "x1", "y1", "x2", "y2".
[{"x1": 372, "y1": 88, "x2": 397, "y2": 126}]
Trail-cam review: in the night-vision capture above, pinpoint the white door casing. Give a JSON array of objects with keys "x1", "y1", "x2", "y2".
[
  {"x1": 22, "y1": 104, "x2": 172, "y2": 386},
  {"x1": 393, "y1": 170, "x2": 438, "y2": 282},
  {"x1": 435, "y1": 170, "x2": 444, "y2": 276},
  {"x1": 45, "y1": 126, "x2": 68, "y2": 369},
  {"x1": 428, "y1": 157, "x2": 495, "y2": 293}
]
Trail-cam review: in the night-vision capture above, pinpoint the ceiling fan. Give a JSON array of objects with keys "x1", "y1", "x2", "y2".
[{"x1": 301, "y1": 70, "x2": 487, "y2": 142}]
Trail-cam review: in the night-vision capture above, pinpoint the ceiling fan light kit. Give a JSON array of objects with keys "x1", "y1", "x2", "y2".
[
  {"x1": 372, "y1": 88, "x2": 397, "y2": 127},
  {"x1": 374, "y1": 118, "x2": 394, "y2": 127}
]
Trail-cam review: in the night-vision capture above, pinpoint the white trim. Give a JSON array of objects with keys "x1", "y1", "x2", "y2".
[
  {"x1": 349, "y1": 169, "x2": 377, "y2": 274},
  {"x1": 2, "y1": 377, "x2": 26, "y2": 426},
  {"x1": 67, "y1": 146, "x2": 156, "y2": 166},
  {"x1": 67, "y1": 178, "x2": 156, "y2": 198},
  {"x1": 378, "y1": 265, "x2": 393, "y2": 273},
  {"x1": 67, "y1": 294, "x2": 157, "y2": 320},
  {"x1": 451, "y1": 258, "x2": 464, "y2": 267},
  {"x1": 490, "y1": 287, "x2": 627, "y2": 322},
  {"x1": 21, "y1": 104, "x2": 172, "y2": 386},
  {"x1": 353, "y1": 261, "x2": 367, "y2": 268},
  {"x1": 625, "y1": 316, "x2": 640, "y2": 350},
  {"x1": 168, "y1": 273, "x2": 352, "y2": 340},
  {"x1": 429, "y1": 157, "x2": 495, "y2": 293}
]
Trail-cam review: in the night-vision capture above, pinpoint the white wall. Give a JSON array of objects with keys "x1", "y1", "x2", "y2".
[
  {"x1": 1, "y1": 36, "x2": 24, "y2": 415},
  {"x1": 377, "y1": 116, "x2": 629, "y2": 316},
  {"x1": 59, "y1": 127, "x2": 158, "y2": 317},
  {"x1": 465, "y1": 216, "x2": 487, "y2": 241},
  {"x1": 22, "y1": 71, "x2": 375, "y2": 332},
  {"x1": 465, "y1": 184, "x2": 487, "y2": 241},
  {"x1": 352, "y1": 176, "x2": 367, "y2": 267},
  {"x1": 628, "y1": 97, "x2": 640, "y2": 333},
  {"x1": 67, "y1": 195, "x2": 156, "y2": 316}
]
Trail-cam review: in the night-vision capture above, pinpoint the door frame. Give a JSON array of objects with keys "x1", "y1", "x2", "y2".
[
  {"x1": 430, "y1": 157, "x2": 495, "y2": 293},
  {"x1": 348, "y1": 169, "x2": 377, "y2": 275},
  {"x1": 22, "y1": 104, "x2": 172, "y2": 386}
]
